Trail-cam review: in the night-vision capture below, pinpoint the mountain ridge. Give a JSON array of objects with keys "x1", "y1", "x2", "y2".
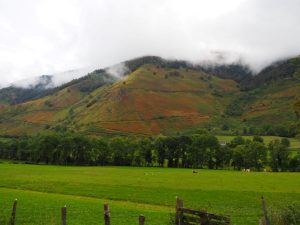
[{"x1": 0, "y1": 55, "x2": 299, "y2": 137}]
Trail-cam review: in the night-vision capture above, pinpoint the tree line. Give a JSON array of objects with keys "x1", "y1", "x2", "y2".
[{"x1": 0, "y1": 133, "x2": 299, "y2": 171}]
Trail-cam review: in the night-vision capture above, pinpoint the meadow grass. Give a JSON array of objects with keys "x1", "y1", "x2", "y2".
[
  {"x1": 0, "y1": 163, "x2": 300, "y2": 225},
  {"x1": 0, "y1": 188, "x2": 171, "y2": 225}
]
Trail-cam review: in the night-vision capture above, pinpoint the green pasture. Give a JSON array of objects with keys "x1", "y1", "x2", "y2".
[{"x1": 0, "y1": 164, "x2": 300, "y2": 225}]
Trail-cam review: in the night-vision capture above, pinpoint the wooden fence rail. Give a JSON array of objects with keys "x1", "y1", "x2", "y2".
[{"x1": 175, "y1": 197, "x2": 230, "y2": 225}]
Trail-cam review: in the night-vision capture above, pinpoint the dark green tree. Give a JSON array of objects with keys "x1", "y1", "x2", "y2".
[{"x1": 269, "y1": 140, "x2": 290, "y2": 172}]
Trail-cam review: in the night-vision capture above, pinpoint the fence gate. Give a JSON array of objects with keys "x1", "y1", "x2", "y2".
[{"x1": 175, "y1": 197, "x2": 230, "y2": 225}]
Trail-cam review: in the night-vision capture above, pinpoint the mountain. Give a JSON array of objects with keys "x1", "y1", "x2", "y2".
[
  {"x1": 0, "y1": 75, "x2": 55, "y2": 107},
  {"x1": 0, "y1": 68, "x2": 96, "y2": 107},
  {"x1": 241, "y1": 56, "x2": 300, "y2": 90},
  {"x1": 0, "y1": 56, "x2": 299, "y2": 137}
]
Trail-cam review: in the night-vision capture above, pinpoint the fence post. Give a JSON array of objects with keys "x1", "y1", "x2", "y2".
[
  {"x1": 261, "y1": 196, "x2": 270, "y2": 225},
  {"x1": 61, "y1": 205, "x2": 67, "y2": 225},
  {"x1": 139, "y1": 215, "x2": 145, "y2": 225},
  {"x1": 10, "y1": 199, "x2": 17, "y2": 225},
  {"x1": 175, "y1": 196, "x2": 183, "y2": 225},
  {"x1": 104, "y1": 204, "x2": 110, "y2": 225}
]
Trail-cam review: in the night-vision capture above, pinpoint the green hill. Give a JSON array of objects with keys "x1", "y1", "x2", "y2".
[{"x1": 0, "y1": 56, "x2": 299, "y2": 137}]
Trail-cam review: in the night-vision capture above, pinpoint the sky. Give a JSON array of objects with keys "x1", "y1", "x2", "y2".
[{"x1": 1, "y1": 0, "x2": 300, "y2": 87}]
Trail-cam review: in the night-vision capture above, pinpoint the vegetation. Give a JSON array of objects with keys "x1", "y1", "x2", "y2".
[
  {"x1": 0, "y1": 186, "x2": 170, "y2": 225},
  {"x1": 1, "y1": 56, "x2": 300, "y2": 137},
  {"x1": 0, "y1": 134, "x2": 299, "y2": 171},
  {"x1": 269, "y1": 204, "x2": 300, "y2": 225},
  {"x1": 1, "y1": 56, "x2": 300, "y2": 225},
  {"x1": 0, "y1": 163, "x2": 300, "y2": 225}
]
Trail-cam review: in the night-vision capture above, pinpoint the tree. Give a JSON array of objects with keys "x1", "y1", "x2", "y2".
[
  {"x1": 203, "y1": 135, "x2": 220, "y2": 169},
  {"x1": 269, "y1": 140, "x2": 290, "y2": 172},
  {"x1": 0, "y1": 140, "x2": 9, "y2": 159},
  {"x1": 281, "y1": 138, "x2": 290, "y2": 147},
  {"x1": 57, "y1": 135, "x2": 76, "y2": 165},
  {"x1": 154, "y1": 135, "x2": 166, "y2": 167},
  {"x1": 273, "y1": 125, "x2": 290, "y2": 137},
  {"x1": 188, "y1": 135, "x2": 207, "y2": 168},
  {"x1": 288, "y1": 153, "x2": 300, "y2": 172},
  {"x1": 165, "y1": 137, "x2": 181, "y2": 167},
  {"x1": 232, "y1": 140, "x2": 267, "y2": 170},
  {"x1": 215, "y1": 146, "x2": 232, "y2": 169},
  {"x1": 244, "y1": 141, "x2": 267, "y2": 170},
  {"x1": 36, "y1": 134, "x2": 60, "y2": 164},
  {"x1": 110, "y1": 137, "x2": 133, "y2": 166},
  {"x1": 232, "y1": 145, "x2": 245, "y2": 170},
  {"x1": 253, "y1": 136, "x2": 264, "y2": 143},
  {"x1": 178, "y1": 136, "x2": 192, "y2": 168},
  {"x1": 17, "y1": 139, "x2": 31, "y2": 161},
  {"x1": 8, "y1": 139, "x2": 19, "y2": 160},
  {"x1": 229, "y1": 136, "x2": 245, "y2": 148},
  {"x1": 187, "y1": 134, "x2": 220, "y2": 168},
  {"x1": 140, "y1": 138, "x2": 153, "y2": 166},
  {"x1": 95, "y1": 138, "x2": 110, "y2": 166},
  {"x1": 70, "y1": 135, "x2": 93, "y2": 165},
  {"x1": 294, "y1": 100, "x2": 300, "y2": 135}
]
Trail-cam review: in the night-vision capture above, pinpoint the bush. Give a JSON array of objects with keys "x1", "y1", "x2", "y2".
[
  {"x1": 44, "y1": 100, "x2": 53, "y2": 107},
  {"x1": 270, "y1": 204, "x2": 300, "y2": 225},
  {"x1": 167, "y1": 71, "x2": 181, "y2": 77}
]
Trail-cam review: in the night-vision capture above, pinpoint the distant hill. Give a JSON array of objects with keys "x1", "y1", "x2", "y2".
[
  {"x1": 0, "y1": 68, "x2": 97, "y2": 106},
  {"x1": 0, "y1": 75, "x2": 55, "y2": 106},
  {"x1": 0, "y1": 56, "x2": 299, "y2": 137},
  {"x1": 241, "y1": 56, "x2": 300, "y2": 90}
]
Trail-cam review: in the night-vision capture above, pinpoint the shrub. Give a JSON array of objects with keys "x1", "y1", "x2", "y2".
[
  {"x1": 167, "y1": 71, "x2": 181, "y2": 77},
  {"x1": 270, "y1": 204, "x2": 300, "y2": 225},
  {"x1": 44, "y1": 100, "x2": 53, "y2": 107}
]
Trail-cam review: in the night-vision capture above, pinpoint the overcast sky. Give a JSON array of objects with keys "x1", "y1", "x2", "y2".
[{"x1": 1, "y1": 0, "x2": 300, "y2": 87}]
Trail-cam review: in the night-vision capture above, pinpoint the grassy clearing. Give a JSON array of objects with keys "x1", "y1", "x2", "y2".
[{"x1": 0, "y1": 164, "x2": 300, "y2": 225}]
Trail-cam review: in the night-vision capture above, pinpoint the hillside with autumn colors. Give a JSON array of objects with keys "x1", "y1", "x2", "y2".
[{"x1": 0, "y1": 56, "x2": 299, "y2": 137}]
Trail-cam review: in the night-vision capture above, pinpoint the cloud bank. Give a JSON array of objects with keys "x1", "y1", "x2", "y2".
[{"x1": 0, "y1": 0, "x2": 300, "y2": 87}]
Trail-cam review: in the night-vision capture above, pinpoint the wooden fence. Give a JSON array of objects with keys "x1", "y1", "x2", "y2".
[
  {"x1": 175, "y1": 197, "x2": 230, "y2": 225},
  {"x1": 7, "y1": 196, "x2": 271, "y2": 225},
  {"x1": 7, "y1": 199, "x2": 145, "y2": 225}
]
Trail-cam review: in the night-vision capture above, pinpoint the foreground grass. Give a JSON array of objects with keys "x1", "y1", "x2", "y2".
[
  {"x1": 0, "y1": 163, "x2": 300, "y2": 225},
  {"x1": 0, "y1": 188, "x2": 171, "y2": 225}
]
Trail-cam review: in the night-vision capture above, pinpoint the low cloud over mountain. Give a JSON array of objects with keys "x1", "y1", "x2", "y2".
[{"x1": 1, "y1": 0, "x2": 300, "y2": 86}]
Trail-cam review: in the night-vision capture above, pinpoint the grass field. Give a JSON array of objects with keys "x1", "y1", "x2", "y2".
[{"x1": 0, "y1": 163, "x2": 300, "y2": 225}]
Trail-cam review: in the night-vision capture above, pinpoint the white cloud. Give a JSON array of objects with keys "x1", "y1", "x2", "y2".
[
  {"x1": 106, "y1": 63, "x2": 129, "y2": 78},
  {"x1": 0, "y1": 0, "x2": 300, "y2": 87}
]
